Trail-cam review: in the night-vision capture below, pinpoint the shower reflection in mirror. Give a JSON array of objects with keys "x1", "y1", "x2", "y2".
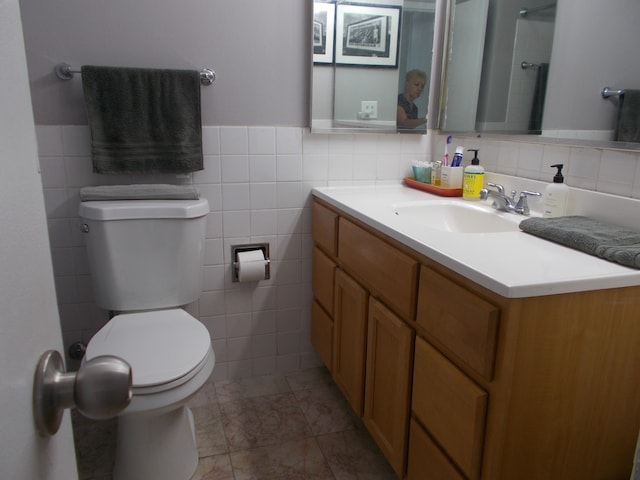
[{"x1": 440, "y1": 0, "x2": 555, "y2": 134}]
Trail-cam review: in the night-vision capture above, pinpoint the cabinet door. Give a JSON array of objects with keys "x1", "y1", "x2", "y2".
[
  {"x1": 311, "y1": 300, "x2": 333, "y2": 371},
  {"x1": 364, "y1": 298, "x2": 414, "y2": 478},
  {"x1": 333, "y1": 268, "x2": 369, "y2": 416}
]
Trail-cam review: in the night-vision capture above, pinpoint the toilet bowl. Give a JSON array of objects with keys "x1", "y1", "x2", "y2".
[
  {"x1": 78, "y1": 195, "x2": 213, "y2": 480},
  {"x1": 85, "y1": 308, "x2": 215, "y2": 480}
]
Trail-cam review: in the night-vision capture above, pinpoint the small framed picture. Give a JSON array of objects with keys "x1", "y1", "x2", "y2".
[
  {"x1": 313, "y1": 2, "x2": 336, "y2": 64},
  {"x1": 335, "y1": 4, "x2": 401, "y2": 67}
]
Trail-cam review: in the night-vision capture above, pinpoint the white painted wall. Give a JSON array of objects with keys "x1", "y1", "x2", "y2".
[
  {"x1": 17, "y1": 0, "x2": 640, "y2": 383},
  {"x1": 20, "y1": 0, "x2": 311, "y2": 126}
]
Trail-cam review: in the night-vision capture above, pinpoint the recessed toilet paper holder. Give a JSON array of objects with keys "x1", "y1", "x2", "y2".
[{"x1": 231, "y1": 243, "x2": 270, "y2": 282}]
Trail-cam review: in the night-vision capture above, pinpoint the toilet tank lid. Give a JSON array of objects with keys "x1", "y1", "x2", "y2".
[{"x1": 79, "y1": 198, "x2": 209, "y2": 221}]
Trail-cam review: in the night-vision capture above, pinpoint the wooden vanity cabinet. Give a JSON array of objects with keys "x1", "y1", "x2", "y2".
[
  {"x1": 413, "y1": 261, "x2": 640, "y2": 480},
  {"x1": 336, "y1": 215, "x2": 418, "y2": 477},
  {"x1": 311, "y1": 247, "x2": 335, "y2": 369},
  {"x1": 310, "y1": 202, "x2": 338, "y2": 372},
  {"x1": 311, "y1": 197, "x2": 640, "y2": 480},
  {"x1": 311, "y1": 200, "x2": 372, "y2": 415},
  {"x1": 311, "y1": 199, "x2": 418, "y2": 478},
  {"x1": 410, "y1": 265, "x2": 497, "y2": 480},
  {"x1": 481, "y1": 287, "x2": 640, "y2": 480}
]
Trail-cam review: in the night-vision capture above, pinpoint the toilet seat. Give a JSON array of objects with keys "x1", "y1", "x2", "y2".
[{"x1": 85, "y1": 309, "x2": 212, "y2": 395}]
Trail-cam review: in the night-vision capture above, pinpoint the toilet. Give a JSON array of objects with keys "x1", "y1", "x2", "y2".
[{"x1": 78, "y1": 197, "x2": 214, "y2": 480}]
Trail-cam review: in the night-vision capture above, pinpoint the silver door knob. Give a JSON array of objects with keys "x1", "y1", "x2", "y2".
[{"x1": 33, "y1": 350, "x2": 132, "y2": 436}]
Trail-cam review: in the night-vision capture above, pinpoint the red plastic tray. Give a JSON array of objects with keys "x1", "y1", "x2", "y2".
[{"x1": 403, "y1": 177, "x2": 462, "y2": 197}]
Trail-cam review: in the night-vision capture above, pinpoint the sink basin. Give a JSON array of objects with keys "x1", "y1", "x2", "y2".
[{"x1": 392, "y1": 200, "x2": 522, "y2": 234}]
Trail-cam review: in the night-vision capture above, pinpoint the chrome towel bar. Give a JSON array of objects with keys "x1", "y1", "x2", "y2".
[{"x1": 54, "y1": 62, "x2": 216, "y2": 86}]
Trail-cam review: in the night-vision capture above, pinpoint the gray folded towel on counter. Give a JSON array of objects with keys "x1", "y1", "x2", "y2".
[
  {"x1": 80, "y1": 184, "x2": 200, "y2": 201},
  {"x1": 519, "y1": 216, "x2": 640, "y2": 269},
  {"x1": 81, "y1": 65, "x2": 204, "y2": 174}
]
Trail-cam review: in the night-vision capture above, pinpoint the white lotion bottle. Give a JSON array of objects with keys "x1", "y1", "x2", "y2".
[{"x1": 543, "y1": 164, "x2": 569, "y2": 217}]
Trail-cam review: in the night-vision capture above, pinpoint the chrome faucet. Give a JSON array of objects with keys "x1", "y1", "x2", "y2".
[{"x1": 479, "y1": 182, "x2": 541, "y2": 215}]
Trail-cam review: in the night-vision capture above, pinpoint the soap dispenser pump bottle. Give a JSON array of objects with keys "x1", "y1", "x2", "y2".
[
  {"x1": 543, "y1": 164, "x2": 568, "y2": 217},
  {"x1": 463, "y1": 149, "x2": 484, "y2": 201}
]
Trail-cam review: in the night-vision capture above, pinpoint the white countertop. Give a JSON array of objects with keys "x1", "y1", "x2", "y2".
[{"x1": 312, "y1": 179, "x2": 640, "y2": 298}]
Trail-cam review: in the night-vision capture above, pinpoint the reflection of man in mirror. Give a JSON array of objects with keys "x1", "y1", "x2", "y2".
[{"x1": 397, "y1": 69, "x2": 428, "y2": 130}]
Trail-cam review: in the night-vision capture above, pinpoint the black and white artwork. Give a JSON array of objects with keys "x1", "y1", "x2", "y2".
[
  {"x1": 335, "y1": 4, "x2": 400, "y2": 67},
  {"x1": 313, "y1": 2, "x2": 336, "y2": 64}
]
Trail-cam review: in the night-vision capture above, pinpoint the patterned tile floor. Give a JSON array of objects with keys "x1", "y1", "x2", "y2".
[{"x1": 72, "y1": 367, "x2": 398, "y2": 480}]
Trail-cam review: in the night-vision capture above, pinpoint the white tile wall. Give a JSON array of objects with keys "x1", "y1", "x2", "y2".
[{"x1": 36, "y1": 125, "x2": 640, "y2": 379}]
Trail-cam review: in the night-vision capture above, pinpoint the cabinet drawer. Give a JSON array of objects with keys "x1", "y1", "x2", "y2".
[
  {"x1": 312, "y1": 201, "x2": 338, "y2": 257},
  {"x1": 338, "y1": 218, "x2": 418, "y2": 321},
  {"x1": 312, "y1": 246, "x2": 336, "y2": 314},
  {"x1": 417, "y1": 267, "x2": 500, "y2": 380},
  {"x1": 407, "y1": 418, "x2": 465, "y2": 480},
  {"x1": 311, "y1": 300, "x2": 333, "y2": 371},
  {"x1": 412, "y1": 337, "x2": 487, "y2": 480}
]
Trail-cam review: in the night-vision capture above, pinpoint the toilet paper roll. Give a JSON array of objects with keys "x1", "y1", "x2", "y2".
[{"x1": 236, "y1": 249, "x2": 267, "y2": 282}]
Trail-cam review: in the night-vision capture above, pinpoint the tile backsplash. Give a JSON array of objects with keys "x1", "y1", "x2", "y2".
[{"x1": 35, "y1": 125, "x2": 640, "y2": 380}]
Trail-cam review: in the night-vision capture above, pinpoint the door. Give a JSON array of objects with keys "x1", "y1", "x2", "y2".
[
  {"x1": 0, "y1": 1, "x2": 78, "y2": 478},
  {"x1": 441, "y1": 0, "x2": 489, "y2": 131}
]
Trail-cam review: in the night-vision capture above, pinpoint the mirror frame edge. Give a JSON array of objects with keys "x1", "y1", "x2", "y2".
[{"x1": 433, "y1": 0, "x2": 451, "y2": 129}]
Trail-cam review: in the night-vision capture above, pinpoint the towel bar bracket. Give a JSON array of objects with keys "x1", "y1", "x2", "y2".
[
  {"x1": 601, "y1": 86, "x2": 624, "y2": 99},
  {"x1": 54, "y1": 62, "x2": 216, "y2": 86},
  {"x1": 200, "y1": 68, "x2": 216, "y2": 86},
  {"x1": 55, "y1": 62, "x2": 74, "y2": 81},
  {"x1": 521, "y1": 61, "x2": 540, "y2": 70}
]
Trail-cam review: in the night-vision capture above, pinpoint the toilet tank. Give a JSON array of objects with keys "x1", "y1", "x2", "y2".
[{"x1": 79, "y1": 198, "x2": 209, "y2": 311}]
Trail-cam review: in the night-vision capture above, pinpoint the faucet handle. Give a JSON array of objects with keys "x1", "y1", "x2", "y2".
[
  {"x1": 486, "y1": 182, "x2": 504, "y2": 193},
  {"x1": 515, "y1": 190, "x2": 542, "y2": 215}
]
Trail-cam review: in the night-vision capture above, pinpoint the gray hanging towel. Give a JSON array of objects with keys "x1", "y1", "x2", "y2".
[
  {"x1": 520, "y1": 216, "x2": 640, "y2": 269},
  {"x1": 81, "y1": 65, "x2": 204, "y2": 174},
  {"x1": 527, "y1": 63, "x2": 548, "y2": 133},
  {"x1": 614, "y1": 89, "x2": 640, "y2": 142}
]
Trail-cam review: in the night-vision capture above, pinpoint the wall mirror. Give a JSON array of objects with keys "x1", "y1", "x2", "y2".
[
  {"x1": 311, "y1": 0, "x2": 437, "y2": 133},
  {"x1": 439, "y1": 0, "x2": 640, "y2": 148}
]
